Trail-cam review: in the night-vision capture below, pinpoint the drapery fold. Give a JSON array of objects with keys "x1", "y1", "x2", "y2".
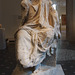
[{"x1": 15, "y1": 0, "x2": 61, "y2": 68}]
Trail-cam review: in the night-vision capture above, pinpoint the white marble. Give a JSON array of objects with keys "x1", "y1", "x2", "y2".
[
  {"x1": 15, "y1": 0, "x2": 61, "y2": 68},
  {"x1": 12, "y1": 0, "x2": 61, "y2": 75}
]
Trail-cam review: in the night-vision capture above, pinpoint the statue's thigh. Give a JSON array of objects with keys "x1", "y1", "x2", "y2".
[
  {"x1": 16, "y1": 30, "x2": 31, "y2": 50},
  {"x1": 16, "y1": 30, "x2": 32, "y2": 65}
]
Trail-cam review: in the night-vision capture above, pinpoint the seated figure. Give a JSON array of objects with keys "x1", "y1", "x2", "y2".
[{"x1": 15, "y1": 0, "x2": 60, "y2": 71}]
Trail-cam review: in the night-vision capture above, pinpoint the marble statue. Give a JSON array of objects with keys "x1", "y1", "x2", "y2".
[{"x1": 12, "y1": 0, "x2": 64, "y2": 75}]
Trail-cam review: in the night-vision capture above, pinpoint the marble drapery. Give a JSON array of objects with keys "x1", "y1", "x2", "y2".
[{"x1": 15, "y1": 0, "x2": 61, "y2": 68}]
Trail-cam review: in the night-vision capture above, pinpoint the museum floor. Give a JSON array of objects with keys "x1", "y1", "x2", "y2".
[{"x1": 0, "y1": 40, "x2": 75, "y2": 75}]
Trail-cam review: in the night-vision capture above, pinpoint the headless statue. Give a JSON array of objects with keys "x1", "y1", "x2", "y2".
[{"x1": 12, "y1": 0, "x2": 61, "y2": 75}]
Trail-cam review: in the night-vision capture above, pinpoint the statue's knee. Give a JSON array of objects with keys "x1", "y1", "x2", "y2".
[{"x1": 17, "y1": 30, "x2": 26, "y2": 38}]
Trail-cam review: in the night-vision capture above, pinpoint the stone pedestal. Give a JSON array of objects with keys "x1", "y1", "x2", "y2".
[
  {"x1": 42, "y1": 49, "x2": 56, "y2": 67},
  {"x1": 12, "y1": 65, "x2": 64, "y2": 75}
]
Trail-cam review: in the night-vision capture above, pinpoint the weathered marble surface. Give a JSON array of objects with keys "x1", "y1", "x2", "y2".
[
  {"x1": 12, "y1": 0, "x2": 61, "y2": 75},
  {"x1": 15, "y1": 0, "x2": 60, "y2": 68}
]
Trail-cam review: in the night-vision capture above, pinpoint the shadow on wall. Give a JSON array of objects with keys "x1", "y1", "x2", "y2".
[{"x1": 0, "y1": 0, "x2": 21, "y2": 39}]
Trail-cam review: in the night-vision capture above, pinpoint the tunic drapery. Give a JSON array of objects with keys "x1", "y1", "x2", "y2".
[{"x1": 15, "y1": 0, "x2": 61, "y2": 68}]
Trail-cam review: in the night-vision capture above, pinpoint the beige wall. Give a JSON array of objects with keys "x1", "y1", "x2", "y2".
[
  {"x1": 1, "y1": 0, "x2": 21, "y2": 39},
  {"x1": 0, "y1": 0, "x2": 2, "y2": 23},
  {"x1": 66, "y1": 0, "x2": 75, "y2": 42},
  {"x1": 52, "y1": 0, "x2": 66, "y2": 18},
  {"x1": 57, "y1": 5, "x2": 66, "y2": 18},
  {"x1": 73, "y1": 0, "x2": 75, "y2": 40}
]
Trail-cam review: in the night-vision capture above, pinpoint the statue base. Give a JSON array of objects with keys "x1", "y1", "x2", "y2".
[{"x1": 12, "y1": 64, "x2": 65, "y2": 75}]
